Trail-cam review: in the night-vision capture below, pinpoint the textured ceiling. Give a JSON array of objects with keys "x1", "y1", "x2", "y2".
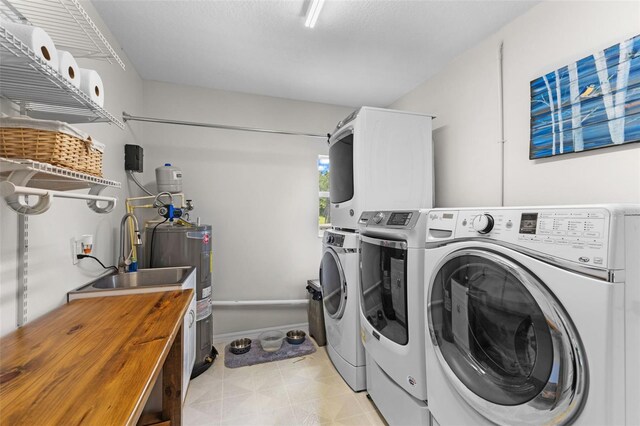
[{"x1": 92, "y1": 0, "x2": 537, "y2": 107}]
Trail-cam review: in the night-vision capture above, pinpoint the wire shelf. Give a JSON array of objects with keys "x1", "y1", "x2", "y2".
[
  {"x1": 0, "y1": 26, "x2": 124, "y2": 128},
  {"x1": 0, "y1": 157, "x2": 121, "y2": 191},
  {"x1": 0, "y1": 0, "x2": 125, "y2": 69}
]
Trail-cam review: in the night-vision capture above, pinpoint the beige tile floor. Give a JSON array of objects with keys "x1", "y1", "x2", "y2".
[{"x1": 183, "y1": 341, "x2": 387, "y2": 426}]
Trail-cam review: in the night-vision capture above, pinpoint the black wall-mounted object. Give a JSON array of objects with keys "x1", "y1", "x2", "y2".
[{"x1": 124, "y1": 144, "x2": 144, "y2": 172}]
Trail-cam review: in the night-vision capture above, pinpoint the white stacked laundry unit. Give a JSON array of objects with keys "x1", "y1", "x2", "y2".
[{"x1": 321, "y1": 107, "x2": 434, "y2": 404}]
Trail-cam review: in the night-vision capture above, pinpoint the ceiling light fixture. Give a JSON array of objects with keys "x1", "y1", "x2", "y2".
[{"x1": 305, "y1": 0, "x2": 325, "y2": 29}]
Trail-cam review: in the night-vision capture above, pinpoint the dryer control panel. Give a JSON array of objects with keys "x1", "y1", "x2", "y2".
[
  {"x1": 324, "y1": 231, "x2": 345, "y2": 247},
  {"x1": 427, "y1": 207, "x2": 612, "y2": 269}
]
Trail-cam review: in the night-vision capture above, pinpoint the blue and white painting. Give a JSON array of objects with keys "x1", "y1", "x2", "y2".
[{"x1": 530, "y1": 34, "x2": 640, "y2": 159}]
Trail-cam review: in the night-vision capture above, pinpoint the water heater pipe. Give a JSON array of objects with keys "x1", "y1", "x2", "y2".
[
  {"x1": 211, "y1": 299, "x2": 309, "y2": 307},
  {"x1": 127, "y1": 170, "x2": 154, "y2": 196},
  {"x1": 125, "y1": 194, "x2": 188, "y2": 261}
]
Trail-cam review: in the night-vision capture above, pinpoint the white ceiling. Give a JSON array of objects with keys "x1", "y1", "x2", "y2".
[{"x1": 92, "y1": 0, "x2": 537, "y2": 107}]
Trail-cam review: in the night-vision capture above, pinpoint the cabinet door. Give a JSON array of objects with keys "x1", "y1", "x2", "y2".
[
  {"x1": 188, "y1": 295, "x2": 197, "y2": 368},
  {"x1": 182, "y1": 295, "x2": 196, "y2": 402}
]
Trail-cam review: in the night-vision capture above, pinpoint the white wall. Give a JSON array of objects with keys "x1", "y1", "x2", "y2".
[
  {"x1": 0, "y1": 2, "x2": 351, "y2": 339},
  {"x1": 0, "y1": 1, "x2": 144, "y2": 336},
  {"x1": 138, "y1": 81, "x2": 352, "y2": 335},
  {"x1": 392, "y1": 1, "x2": 640, "y2": 207}
]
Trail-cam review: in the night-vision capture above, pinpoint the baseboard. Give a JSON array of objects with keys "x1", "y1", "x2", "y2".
[{"x1": 213, "y1": 322, "x2": 309, "y2": 345}]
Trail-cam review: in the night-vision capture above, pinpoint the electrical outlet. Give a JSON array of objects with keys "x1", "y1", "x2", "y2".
[{"x1": 71, "y1": 234, "x2": 93, "y2": 264}]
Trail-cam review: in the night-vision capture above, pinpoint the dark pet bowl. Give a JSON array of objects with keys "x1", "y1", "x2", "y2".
[
  {"x1": 286, "y1": 330, "x2": 306, "y2": 345},
  {"x1": 230, "y1": 338, "x2": 252, "y2": 355}
]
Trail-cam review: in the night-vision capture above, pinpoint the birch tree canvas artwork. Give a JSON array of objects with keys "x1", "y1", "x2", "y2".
[{"x1": 530, "y1": 34, "x2": 640, "y2": 159}]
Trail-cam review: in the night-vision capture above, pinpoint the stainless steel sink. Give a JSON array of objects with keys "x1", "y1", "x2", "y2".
[
  {"x1": 91, "y1": 267, "x2": 192, "y2": 289},
  {"x1": 68, "y1": 266, "x2": 195, "y2": 301}
]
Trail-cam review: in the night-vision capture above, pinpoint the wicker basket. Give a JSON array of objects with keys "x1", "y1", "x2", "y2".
[{"x1": 0, "y1": 127, "x2": 103, "y2": 176}]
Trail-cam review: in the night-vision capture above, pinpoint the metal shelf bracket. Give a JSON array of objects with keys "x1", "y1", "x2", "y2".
[
  {"x1": 1, "y1": 167, "x2": 51, "y2": 214},
  {"x1": 2, "y1": 187, "x2": 51, "y2": 214},
  {"x1": 87, "y1": 183, "x2": 114, "y2": 214},
  {"x1": 0, "y1": 158, "x2": 120, "y2": 215},
  {"x1": 0, "y1": 181, "x2": 116, "y2": 215}
]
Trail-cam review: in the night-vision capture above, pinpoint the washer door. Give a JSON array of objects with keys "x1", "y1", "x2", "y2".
[
  {"x1": 319, "y1": 248, "x2": 347, "y2": 319},
  {"x1": 427, "y1": 248, "x2": 586, "y2": 425},
  {"x1": 359, "y1": 235, "x2": 409, "y2": 345}
]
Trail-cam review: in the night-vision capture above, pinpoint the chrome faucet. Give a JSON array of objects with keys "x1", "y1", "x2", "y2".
[{"x1": 119, "y1": 213, "x2": 143, "y2": 272}]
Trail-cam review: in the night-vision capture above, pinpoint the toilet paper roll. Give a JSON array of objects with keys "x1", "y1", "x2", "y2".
[
  {"x1": 57, "y1": 50, "x2": 80, "y2": 88},
  {"x1": 0, "y1": 20, "x2": 58, "y2": 69},
  {"x1": 78, "y1": 68, "x2": 104, "y2": 107}
]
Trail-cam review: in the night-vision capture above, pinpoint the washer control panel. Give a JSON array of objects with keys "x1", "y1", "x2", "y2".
[
  {"x1": 359, "y1": 211, "x2": 419, "y2": 229},
  {"x1": 427, "y1": 208, "x2": 611, "y2": 268}
]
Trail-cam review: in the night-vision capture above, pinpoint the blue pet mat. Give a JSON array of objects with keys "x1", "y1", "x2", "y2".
[{"x1": 224, "y1": 338, "x2": 316, "y2": 368}]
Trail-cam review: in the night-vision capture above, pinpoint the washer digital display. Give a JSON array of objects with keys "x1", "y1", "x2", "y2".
[{"x1": 519, "y1": 213, "x2": 539, "y2": 234}]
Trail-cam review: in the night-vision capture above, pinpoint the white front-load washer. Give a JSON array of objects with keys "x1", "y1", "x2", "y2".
[
  {"x1": 424, "y1": 205, "x2": 640, "y2": 426},
  {"x1": 358, "y1": 210, "x2": 431, "y2": 425},
  {"x1": 320, "y1": 229, "x2": 366, "y2": 391}
]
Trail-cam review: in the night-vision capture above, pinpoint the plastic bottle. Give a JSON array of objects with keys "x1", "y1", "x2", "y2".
[{"x1": 155, "y1": 163, "x2": 183, "y2": 193}]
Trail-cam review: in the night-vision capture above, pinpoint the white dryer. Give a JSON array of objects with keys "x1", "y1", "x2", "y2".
[
  {"x1": 358, "y1": 210, "x2": 431, "y2": 425},
  {"x1": 328, "y1": 107, "x2": 434, "y2": 231},
  {"x1": 424, "y1": 205, "x2": 640, "y2": 426},
  {"x1": 319, "y1": 229, "x2": 366, "y2": 391}
]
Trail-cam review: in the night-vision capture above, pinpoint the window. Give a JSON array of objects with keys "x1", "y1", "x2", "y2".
[{"x1": 318, "y1": 155, "x2": 330, "y2": 235}]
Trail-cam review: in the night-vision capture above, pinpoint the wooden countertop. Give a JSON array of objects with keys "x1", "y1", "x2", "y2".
[{"x1": 0, "y1": 290, "x2": 193, "y2": 426}]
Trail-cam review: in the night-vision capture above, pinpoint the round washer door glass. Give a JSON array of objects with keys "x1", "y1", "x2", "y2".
[
  {"x1": 428, "y1": 249, "x2": 586, "y2": 425},
  {"x1": 319, "y1": 249, "x2": 346, "y2": 319},
  {"x1": 430, "y1": 252, "x2": 553, "y2": 404}
]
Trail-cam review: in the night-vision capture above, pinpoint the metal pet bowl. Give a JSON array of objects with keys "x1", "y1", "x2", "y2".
[
  {"x1": 230, "y1": 338, "x2": 252, "y2": 355},
  {"x1": 286, "y1": 330, "x2": 306, "y2": 345}
]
